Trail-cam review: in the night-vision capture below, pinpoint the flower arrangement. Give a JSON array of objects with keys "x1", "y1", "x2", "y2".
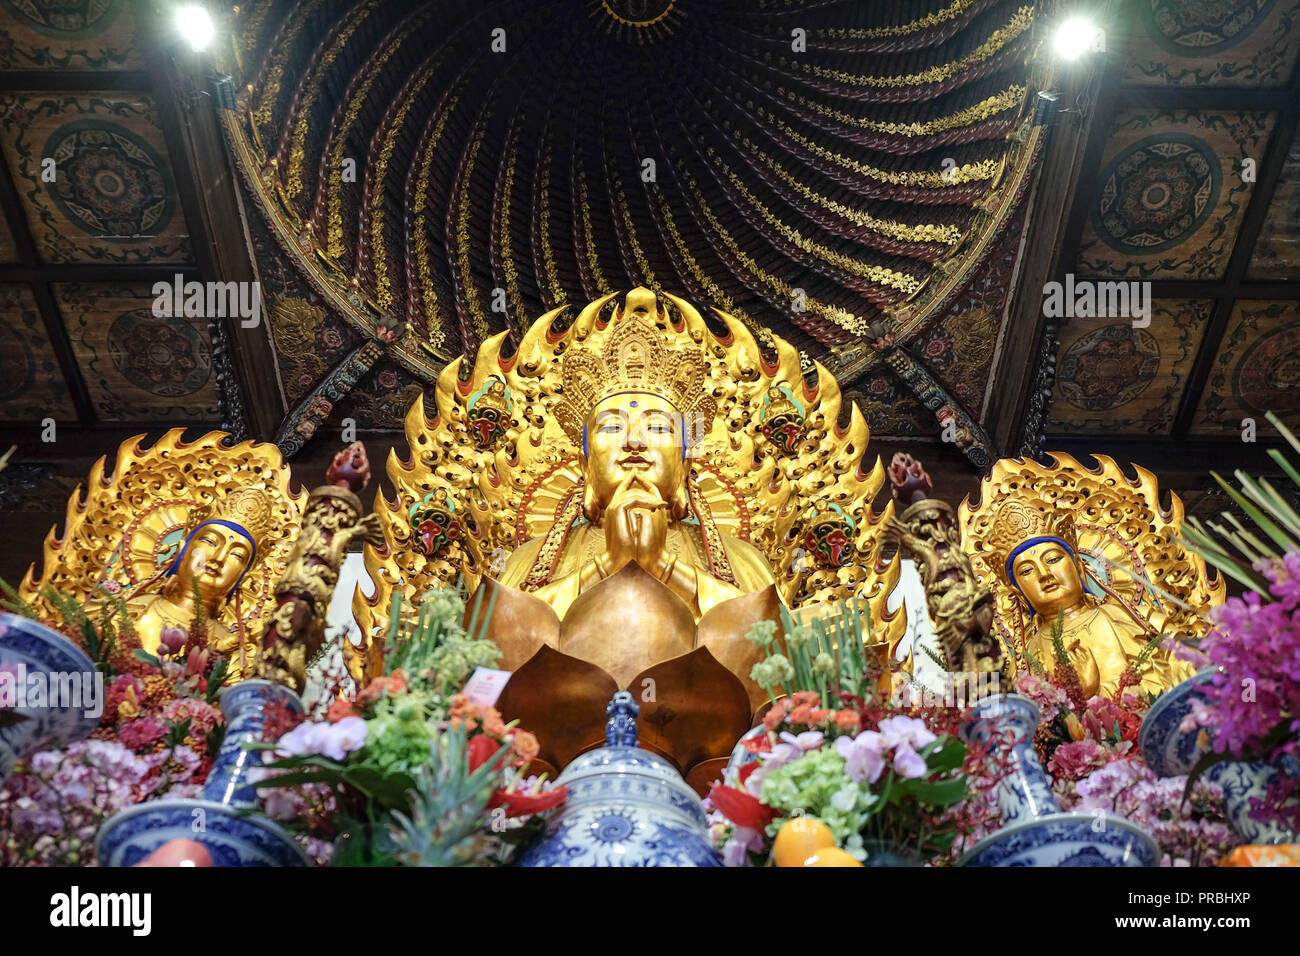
[
  {"x1": 708, "y1": 602, "x2": 983, "y2": 865},
  {"x1": 1013, "y1": 671, "x2": 1236, "y2": 866},
  {"x1": 0, "y1": 581, "x2": 230, "y2": 865},
  {"x1": 251, "y1": 585, "x2": 564, "y2": 866},
  {"x1": 1177, "y1": 411, "x2": 1300, "y2": 834}
]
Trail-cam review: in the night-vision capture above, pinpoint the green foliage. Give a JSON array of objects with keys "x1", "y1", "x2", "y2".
[
  {"x1": 383, "y1": 582, "x2": 500, "y2": 696},
  {"x1": 0, "y1": 578, "x2": 39, "y2": 620},
  {"x1": 1180, "y1": 411, "x2": 1300, "y2": 596},
  {"x1": 746, "y1": 596, "x2": 885, "y2": 708},
  {"x1": 386, "y1": 725, "x2": 510, "y2": 867}
]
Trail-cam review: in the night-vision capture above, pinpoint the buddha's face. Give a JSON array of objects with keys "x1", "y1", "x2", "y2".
[
  {"x1": 1011, "y1": 540, "x2": 1086, "y2": 618},
  {"x1": 174, "y1": 523, "x2": 253, "y2": 605},
  {"x1": 584, "y1": 392, "x2": 686, "y2": 512}
]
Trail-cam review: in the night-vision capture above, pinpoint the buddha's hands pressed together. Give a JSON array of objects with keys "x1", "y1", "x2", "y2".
[{"x1": 602, "y1": 473, "x2": 670, "y2": 577}]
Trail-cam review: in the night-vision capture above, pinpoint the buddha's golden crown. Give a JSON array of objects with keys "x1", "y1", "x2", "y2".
[
  {"x1": 986, "y1": 498, "x2": 1078, "y2": 581},
  {"x1": 554, "y1": 288, "x2": 717, "y2": 448},
  {"x1": 188, "y1": 487, "x2": 275, "y2": 557}
]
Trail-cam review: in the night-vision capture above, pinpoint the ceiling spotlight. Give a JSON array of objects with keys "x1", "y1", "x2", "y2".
[
  {"x1": 176, "y1": 5, "x2": 215, "y2": 52},
  {"x1": 1053, "y1": 16, "x2": 1103, "y2": 61}
]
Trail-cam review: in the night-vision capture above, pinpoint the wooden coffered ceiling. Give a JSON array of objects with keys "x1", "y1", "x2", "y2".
[{"x1": 1030, "y1": 0, "x2": 1300, "y2": 477}]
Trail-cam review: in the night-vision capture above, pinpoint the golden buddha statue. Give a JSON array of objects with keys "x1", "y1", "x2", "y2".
[
  {"x1": 124, "y1": 488, "x2": 273, "y2": 677},
  {"x1": 22, "y1": 430, "x2": 305, "y2": 682},
  {"x1": 353, "y1": 288, "x2": 906, "y2": 786},
  {"x1": 959, "y1": 454, "x2": 1225, "y2": 698},
  {"x1": 496, "y1": 290, "x2": 776, "y2": 620}
]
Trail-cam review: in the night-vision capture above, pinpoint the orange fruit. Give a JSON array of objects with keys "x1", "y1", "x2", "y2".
[
  {"x1": 772, "y1": 816, "x2": 836, "y2": 867},
  {"x1": 802, "y1": 847, "x2": 864, "y2": 867}
]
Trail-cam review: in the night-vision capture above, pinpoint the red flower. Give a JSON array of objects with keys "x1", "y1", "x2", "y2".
[
  {"x1": 488, "y1": 784, "x2": 568, "y2": 818},
  {"x1": 326, "y1": 698, "x2": 357, "y2": 723},
  {"x1": 737, "y1": 762, "x2": 760, "y2": 786},
  {"x1": 763, "y1": 699, "x2": 791, "y2": 731},
  {"x1": 119, "y1": 717, "x2": 168, "y2": 749},
  {"x1": 708, "y1": 783, "x2": 776, "y2": 830},
  {"x1": 467, "y1": 733, "x2": 508, "y2": 773},
  {"x1": 742, "y1": 733, "x2": 772, "y2": 754}
]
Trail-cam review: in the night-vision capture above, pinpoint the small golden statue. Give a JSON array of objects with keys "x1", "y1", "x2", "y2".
[
  {"x1": 959, "y1": 454, "x2": 1224, "y2": 698},
  {"x1": 21, "y1": 430, "x2": 305, "y2": 681},
  {"x1": 355, "y1": 288, "x2": 905, "y2": 787}
]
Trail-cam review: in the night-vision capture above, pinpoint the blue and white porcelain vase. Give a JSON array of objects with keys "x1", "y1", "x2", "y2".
[
  {"x1": 1140, "y1": 668, "x2": 1300, "y2": 844},
  {"x1": 0, "y1": 612, "x2": 102, "y2": 781},
  {"x1": 958, "y1": 694, "x2": 1159, "y2": 867},
  {"x1": 515, "y1": 691, "x2": 722, "y2": 867},
  {"x1": 1139, "y1": 667, "x2": 1216, "y2": 777},
  {"x1": 96, "y1": 679, "x2": 311, "y2": 866}
]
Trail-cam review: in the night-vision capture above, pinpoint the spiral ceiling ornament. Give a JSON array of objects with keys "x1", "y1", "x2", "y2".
[{"x1": 221, "y1": 0, "x2": 1042, "y2": 383}]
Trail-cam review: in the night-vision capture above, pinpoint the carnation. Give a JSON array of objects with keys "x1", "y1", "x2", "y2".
[
  {"x1": 1047, "y1": 739, "x2": 1110, "y2": 782},
  {"x1": 1014, "y1": 672, "x2": 1070, "y2": 725}
]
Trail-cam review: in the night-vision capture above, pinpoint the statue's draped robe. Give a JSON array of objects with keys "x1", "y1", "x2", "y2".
[{"x1": 1026, "y1": 598, "x2": 1196, "y2": 698}]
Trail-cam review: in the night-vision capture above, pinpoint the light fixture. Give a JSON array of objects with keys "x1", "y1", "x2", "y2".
[
  {"x1": 1053, "y1": 16, "x2": 1102, "y2": 61},
  {"x1": 175, "y1": 4, "x2": 215, "y2": 52},
  {"x1": 1033, "y1": 89, "x2": 1061, "y2": 126}
]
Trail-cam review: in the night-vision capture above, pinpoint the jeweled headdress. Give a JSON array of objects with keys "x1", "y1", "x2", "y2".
[
  {"x1": 554, "y1": 290, "x2": 717, "y2": 450},
  {"x1": 187, "y1": 488, "x2": 275, "y2": 551},
  {"x1": 984, "y1": 498, "x2": 1079, "y2": 587}
]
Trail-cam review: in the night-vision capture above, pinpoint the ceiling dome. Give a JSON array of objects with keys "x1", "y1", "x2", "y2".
[{"x1": 224, "y1": 0, "x2": 1041, "y2": 378}]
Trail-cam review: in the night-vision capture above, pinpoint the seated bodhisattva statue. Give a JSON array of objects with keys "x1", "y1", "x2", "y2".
[
  {"x1": 959, "y1": 455, "x2": 1223, "y2": 699},
  {"x1": 22, "y1": 430, "x2": 304, "y2": 683},
  {"x1": 497, "y1": 290, "x2": 776, "y2": 616},
  {"x1": 355, "y1": 288, "x2": 905, "y2": 790}
]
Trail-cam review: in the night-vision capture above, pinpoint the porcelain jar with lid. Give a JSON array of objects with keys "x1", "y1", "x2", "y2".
[{"x1": 515, "y1": 691, "x2": 722, "y2": 867}]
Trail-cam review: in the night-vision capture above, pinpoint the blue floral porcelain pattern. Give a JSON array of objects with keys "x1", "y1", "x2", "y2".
[
  {"x1": 961, "y1": 694, "x2": 1160, "y2": 867},
  {"x1": 0, "y1": 612, "x2": 101, "y2": 780},
  {"x1": 205, "y1": 680, "x2": 304, "y2": 807},
  {"x1": 1140, "y1": 669, "x2": 1299, "y2": 844},
  {"x1": 963, "y1": 694, "x2": 1058, "y2": 825},
  {"x1": 1139, "y1": 668, "x2": 1216, "y2": 777},
  {"x1": 1208, "y1": 760, "x2": 1300, "y2": 845},
  {"x1": 96, "y1": 679, "x2": 309, "y2": 866},
  {"x1": 960, "y1": 813, "x2": 1160, "y2": 867},
  {"x1": 516, "y1": 692, "x2": 721, "y2": 867},
  {"x1": 95, "y1": 798, "x2": 311, "y2": 867}
]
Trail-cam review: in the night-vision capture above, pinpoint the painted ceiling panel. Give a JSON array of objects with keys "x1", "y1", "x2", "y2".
[
  {"x1": 0, "y1": 284, "x2": 77, "y2": 423},
  {"x1": 1190, "y1": 299, "x2": 1300, "y2": 436},
  {"x1": 1076, "y1": 108, "x2": 1275, "y2": 281},
  {"x1": 1123, "y1": 0, "x2": 1300, "y2": 88},
  {"x1": 53, "y1": 281, "x2": 220, "y2": 422},
  {"x1": 0, "y1": 93, "x2": 193, "y2": 265},
  {"x1": 1247, "y1": 123, "x2": 1300, "y2": 279},
  {"x1": 1047, "y1": 298, "x2": 1212, "y2": 436},
  {"x1": 0, "y1": 0, "x2": 147, "y2": 69}
]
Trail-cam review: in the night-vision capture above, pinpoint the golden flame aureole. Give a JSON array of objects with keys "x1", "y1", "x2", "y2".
[
  {"x1": 958, "y1": 453, "x2": 1227, "y2": 665},
  {"x1": 20, "y1": 429, "x2": 306, "y2": 634},
  {"x1": 353, "y1": 288, "x2": 904, "y2": 675}
]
